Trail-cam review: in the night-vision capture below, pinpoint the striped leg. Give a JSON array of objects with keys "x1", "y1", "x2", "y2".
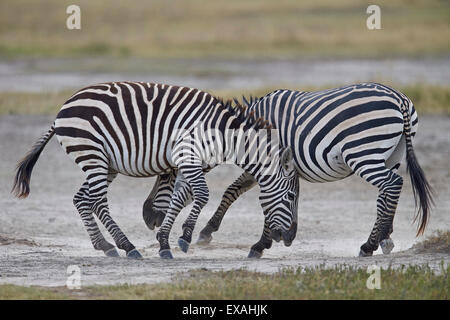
[
  {"x1": 73, "y1": 181, "x2": 119, "y2": 257},
  {"x1": 86, "y1": 169, "x2": 142, "y2": 259},
  {"x1": 353, "y1": 165, "x2": 403, "y2": 257},
  {"x1": 143, "y1": 172, "x2": 194, "y2": 231},
  {"x1": 177, "y1": 166, "x2": 209, "y2": 254},
  {"x1": 377, "y1": 162, "x2": 402, "y2": 254},
  {"x1": 143, "y1": 173, "x2": 175, "y2": 230},
  {"x1": 156, "y1": 174, "x2": 192, "y2": 259},
  {"x1": 248, "y1": 221, "x2": 273, "y2": 258},
  {"x1": 197, "y1": 172, "x2": 256, "y2": 244}
]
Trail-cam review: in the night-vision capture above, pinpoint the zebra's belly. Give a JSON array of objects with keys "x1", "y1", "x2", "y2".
[
  {"x1": 104, "y1": 145, "x2": 177, "y2": 177},
  {"x1": 55, "y1": 125, "x2": 176, "y2": 178},
  {"x1": 295, "y1": 159, "x2": 352, "y2": 183},
  {"x1": 294, "y1": 143, "x2": 352, "y2": 183},
  {"x1": 107, "y1": 159, "x2": 174, "y2": 178}
]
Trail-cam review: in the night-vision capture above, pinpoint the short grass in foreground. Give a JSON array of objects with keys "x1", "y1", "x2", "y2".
[
  {"x1": 0, "y1": 264, "x2": 448, "y2": 300},
  {"x1": 1, "y1": 84, "x2": 449, "y2": 115}
]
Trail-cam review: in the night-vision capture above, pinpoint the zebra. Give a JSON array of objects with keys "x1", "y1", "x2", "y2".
[
  {"x1": 142, "y1": 82, "x2": 434, "y2": 258},
  {"x1": 12, "y1": 81, "x2": 299, "y2": 259}
]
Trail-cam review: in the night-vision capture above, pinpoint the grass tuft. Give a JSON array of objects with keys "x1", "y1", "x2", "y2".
[{"x1": 412, "y1": 230, "x2": 450, "y2": 254}]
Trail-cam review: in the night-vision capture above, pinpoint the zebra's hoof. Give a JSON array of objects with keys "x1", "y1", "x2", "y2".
[
  {"x1": 126, "y1": 249, "x2": 143, "y2": 259},
  {"x1": 104, "y1": 248, "x2": 120, "y2": 258},
  {"x1": 196, "y1": 233, "x2": 212, "y2": 245},
  {"x1": 247, "y1": 250, "x2": 262, "y2": 259},
  {"x1": 358, "y1": 249, "x2": 373, "y2": 257},
  {"x1": 380, "y1": 238, "x2": 394, "y2": 254},
  {"x1": 159, "y1": 249, "x2": 173, "y2": 259},
  {"x1": 178, "y1": 238, "x2": 190, "y2": 253}
]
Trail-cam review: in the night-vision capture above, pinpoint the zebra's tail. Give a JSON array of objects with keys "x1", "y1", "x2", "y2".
[
  {"x1": 402, "y1": 102, "x2": 434, "y2": 236},
  {"x1": 12, "y1": 124, "x2": 56, "y2": 198}
]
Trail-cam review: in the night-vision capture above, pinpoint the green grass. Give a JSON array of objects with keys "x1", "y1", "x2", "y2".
[
  {"x1": 0, "y1": 284, "x2": 73, "y2": 299},
  {"x1": 0, "y1": 90, "x2": 75, "y2": 115},
  {"x1": 0, "y1": 264, "x2": 448, "y2": 300},
  {"x1": 0, "y1": 0, "x2": 449, "y2": 59},
  {"x1": 2, "y1": 84, "x2": 448, "y2": 115}
]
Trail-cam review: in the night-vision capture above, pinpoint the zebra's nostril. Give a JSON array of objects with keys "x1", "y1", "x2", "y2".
[{"x1": 270, "y1": 229, "x2": 282, "y2": 242}]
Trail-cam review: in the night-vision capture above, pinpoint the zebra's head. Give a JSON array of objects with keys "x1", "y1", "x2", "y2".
[
  {"x1": 224, "y1": 97, "x2": 299, "y2": 246},
  {"x1": 256, "y1": 147, "x2": 299, "y2": 246}
]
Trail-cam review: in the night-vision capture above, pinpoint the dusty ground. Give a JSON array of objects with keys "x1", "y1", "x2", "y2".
[{"x1": 0, "y1": 114, "x2": 448, "y2": 287}]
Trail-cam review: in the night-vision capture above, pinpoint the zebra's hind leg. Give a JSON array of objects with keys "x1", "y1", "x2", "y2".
[
  {"x1": 86, "y1": 169, "x2": 143, "y2": 259},
  {"x1": 354, "y1": 165, "x2": 403, "y2": 257},
  {"x1": 248, "y1": 221, "x2": 273, "y2": 259},
  {"x1": 197, "y1": 172, "x2": 256, "y2": 244},
  {"x1": 73, "y1": 181, "x2": 119, "y2": 257},
  {"x1": 377, "y1": 162, "x2": 402, "y2": 255}
]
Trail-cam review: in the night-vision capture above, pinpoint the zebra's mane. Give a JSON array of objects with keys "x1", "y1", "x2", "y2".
[
  {"x1": 216, "y1": 97, "x2": 272, "y2": 130},
  {"x1": 241, "y1": 95, "x2": 262, "y2": 110}
]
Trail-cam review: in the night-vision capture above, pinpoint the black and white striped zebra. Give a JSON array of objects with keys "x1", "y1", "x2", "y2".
[
  {"x1": 143, "y1": 83, "x2": 433, "y2": 257},
  {"x1": 12, "y1": 82, "x2": 299, "y2": 259}
]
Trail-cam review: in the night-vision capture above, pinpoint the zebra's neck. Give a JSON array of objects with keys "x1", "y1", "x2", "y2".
[{"x1": 190, "y1": 117, "x2": 280, "y2": 180}]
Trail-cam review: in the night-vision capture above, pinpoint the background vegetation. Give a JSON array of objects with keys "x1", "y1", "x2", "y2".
[
  {"x1": 0, "y1": 0, "x2": 449, "y2": 59},
  {"x1": 1, "y1": 84, "x2": 449, "y2": 115}
]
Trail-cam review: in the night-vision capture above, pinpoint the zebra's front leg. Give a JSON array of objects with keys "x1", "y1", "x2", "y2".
[
  {"x1": 359, "y1": 170, "x2": 403, "y2": 257},
  {"x1": 197, "y1": 172, "x2": 256, "y2": 244},
  {"x1": 177, "y1": 168, "x2": 209, "y2": 253},
  {"x1": 248, "y1": 221, "x2": 273, "y2": 259},
  {"x1": 156, "y1": 174, "x2": 192, "y2": 259}
]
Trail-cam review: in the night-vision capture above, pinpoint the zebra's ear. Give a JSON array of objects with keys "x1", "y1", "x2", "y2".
[{"x1": 280, "y1": 147, "x2": 293, "y2": 169}]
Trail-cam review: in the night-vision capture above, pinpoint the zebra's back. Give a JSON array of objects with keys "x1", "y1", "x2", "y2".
[
  {"x1": 54, "y1": 82, "x2": 219, "y2": 177},
  {"x1": 252, "y1": 83, "x2": 418, "y2": 182}
]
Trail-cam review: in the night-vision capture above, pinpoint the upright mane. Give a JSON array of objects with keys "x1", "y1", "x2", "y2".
[{"x1": 215, "y1": 96, "x2": 272, "y2": 130}]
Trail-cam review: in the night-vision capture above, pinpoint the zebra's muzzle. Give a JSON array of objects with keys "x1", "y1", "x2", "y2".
[
  {"x1": 270, "y1": 221, "x2": 297, "y2": 246},
  {"x1": 282, "y1": 221, "x2": 297, "y2": 247},
  {"x1": 270, "y1": 229, "x2": 282, "y2": 242}
]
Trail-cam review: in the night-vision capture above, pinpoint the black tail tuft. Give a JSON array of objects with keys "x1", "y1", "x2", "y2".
[
  {"x1": 406, "y1": 147, "x2": 434, "y2": 236},
  {"x1": 399, "y1": 95, "x2": 434, "y2": 237},
  {"x1": 12, "y1": 125, "x2": 55, "y2": 198}
]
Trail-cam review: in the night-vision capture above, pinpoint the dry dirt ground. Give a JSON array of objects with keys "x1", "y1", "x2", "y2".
[{"x1": 0, "y1": 114, "x2": 448, "y2": 287}]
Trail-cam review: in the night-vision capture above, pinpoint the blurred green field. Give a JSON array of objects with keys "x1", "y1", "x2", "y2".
[
  {"x1": 1, "y1": 84, "x2": 448, "y2": 115},
  {"x1": 0, "y1": 263, "x2": 447, "y2": 300},
  {"x1": 0, "y1": 0, "x2": 449, "y2": 59}
]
